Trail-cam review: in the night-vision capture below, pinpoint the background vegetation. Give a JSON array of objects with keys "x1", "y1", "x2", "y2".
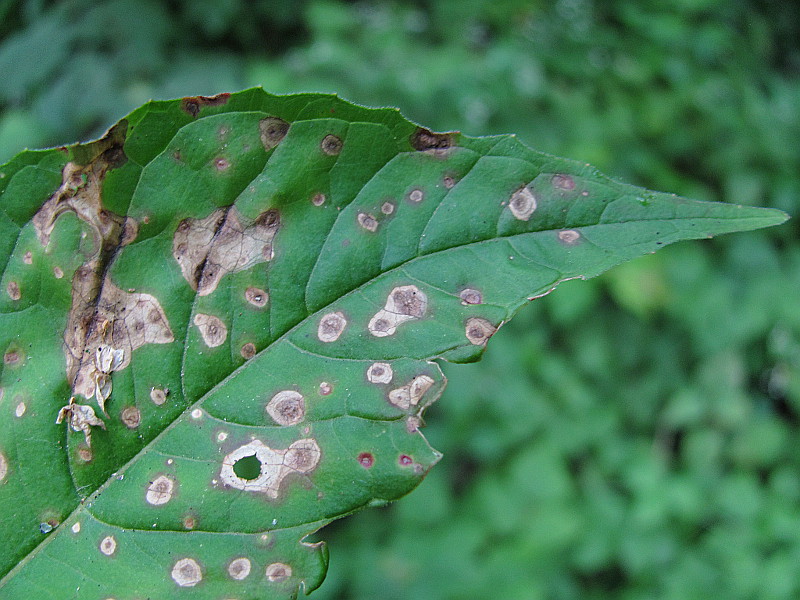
[{"x1": 2, "y1": 1, "x2": 799, "y2": 598}]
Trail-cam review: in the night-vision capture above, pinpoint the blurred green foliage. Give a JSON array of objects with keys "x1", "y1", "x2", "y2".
[{"x1": 2, "y1": 0, "x2": 799, "y2": 598}]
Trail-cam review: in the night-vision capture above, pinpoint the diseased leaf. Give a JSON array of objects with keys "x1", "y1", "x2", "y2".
[{"x1": 0, "y1": 89, "x2": 787, "y2": 599}]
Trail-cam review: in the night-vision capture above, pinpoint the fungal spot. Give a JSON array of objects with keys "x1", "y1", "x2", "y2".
[
  {"x1": 65, "y1": 281, "x2": 173, "y2": 402},
  {"x1": 381, "y1": 201, "x2": 395, "y2": 215},
  {"x1": 182, "y1": 515, "x2": 197, "y2": 530},
  {"x1": 173, "y1": 206, "x2": 280, "y2": 296},
  {"x1": 407, "y1": 188, "x2": 424, "y2": 203},
  {"x1": 259, "y1": 117, "x2": 290, "y2": 150},
  {"x1": 241, "y1": 342, "x2": 257, "y2": 360},
  {"x1": 465, "y1": 317, "x2": 497, "y2": 345},
  {"x1": 193, "y1": 313, "x2": 228, "y2": 348},
  {"x1": 406, "y1": 416, "x2": 421, "y2": 433},
  {"x1": 266, "y1": 562, "x2": 292, "y2": 583},
  {"x1": 388, "y1": 375, "x2": 435, "y2": 410},
  {"x1": 317, "y1": 311, "x2": 347, "y2": 343},
  {"x1": 99, "y1": 535, "x2": 117, "y2": 556},
  {"x1": 0, "y1": 451, "x2": 7, "y2": 482},
  {"x1": 443, "y1": 175, "x2": 456, "y2": 189},
  {"x1": 228, "y1": 557, "x2": 252, "y2": 580},
  {"x1": 220, "y1": 438, "x2": 321, "y2": 498},
  {"x1": 321, "y1": 134, "x2": 343, "y2": 156},
  {"x1": 319, "y1": 382, "x2": 332, "y2": 396},
  {"x1": 150, "y1": 387, "x2": 168, "y2": 406},
  {"x1": 78, "y1": 447, "x2": 93, "y2": 462},
  {"x1": 191, "y1": 409, "x2": 203, "y2": 419},
  {"x1": 214, "y1": 157, "x2": 230, "y2": 172},
  {"x1": 245, "y1": 286, "x2": 269, "y2": 308},
  {"x1": 266, "y1": 390, "x2": 305, "y2": 426},
  {"x1": 120, "y1": 406, "x2": 141, "y2": 429},
  {"x1": 459, "y1": 288, "x2": 483, "y2": 305},
  {"x1": 368, "y1": 285, "x2": 427, "y2": 337},
  {"x1": 366, "y1": 362, "x2": 393, "y2": 384},
  {"x1": 6, "y1": 281, "x2": 20, "y2": 301},
  {"x1": 22, "y1": 251, "x2": 32, "y2": 265},
  {"x1": 357, "y1": 212, "x2": 379, "y2": 232},
  {"x1": 217, "y1": 431, "x2": 229, "y2": 443},
  {"x1": 358, "y1": 452, "x2": 374, "y2": 468},
  {"x1": 311, "y1": 192, "x2": 326, "y2": 206},
  {"x1": 4, "y1": 350, "x2": 20, "y2": 366},
  {"x1": 399, "y1": 454, "x2": 413, "y2": 466},
  {"x1": 15, "y1": 402, "x2": 26, "y2": 418},
  {"x1": 145, "y1": 475, "x2": 175, "y2": 506},
  {"x1": 53, "y1": 266, "x2": 64, "y2": 279},
  {"x1": 171, "y1": 557, "x2": 203, "y2": 587},
  {"x1": 552, "y1": 174, "x2": 576, "y2": 190},
  {"x1": 181, "y1": 93, "x2": 230, "y2": 118},
  {"x1": 71, "y1": 522, "x2": 81, "y2": 534},
  {"x1": 508, "y1": 186, "x2": 537, "y2": 221},
  {"x1": 410, "y1": 128, "x2": 454, "y2": 154},
  {"x1": 558, "y1": 229, "x2": 582, "y2": 245}
]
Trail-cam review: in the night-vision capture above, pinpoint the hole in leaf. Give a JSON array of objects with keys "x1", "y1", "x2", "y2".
[{"x1": 233, "y1": 454, "x2": 262, "y2": 480}]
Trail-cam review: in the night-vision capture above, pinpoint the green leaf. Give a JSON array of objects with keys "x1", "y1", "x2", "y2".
[{"x1": 0, "y1": 89, "x2": 787, "y2": 599}]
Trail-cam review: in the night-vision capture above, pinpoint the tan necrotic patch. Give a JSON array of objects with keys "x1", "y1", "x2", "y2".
[
  {"x1": 266, "y1": 390, "x2": 305, "y2": 426},
  {"x1": 146, "y1": 475, "x2": 175, "y2": 506},
  {"x1": 558, "y1": 229, "x2": 582, "y2": 245},
  {"x1": 318, "y1": 312, "x2": 347, "y2": 342},
  {"x1": 99, "y1": 535, "x2": 117, "y2": 556},
  {"x1": 357, "y1": 212, "x2": 379, "y2": 232},
  {"x1": 150, "y1": 387, "x2": 168, "y2": 405},
  {"x1": 245, "y1": 286, "x2": 269, "y2": 308},
  {"x1": 219, "y1": 438, "x2": 321, "y2": 499},
  {"x1": 552, "y1": 174, "x2": 576, "y2": 190},
  {"x1": 311, "y1": 192, "x2": 326, "y2": 207},
  {"x1": 388, "y1": 375, "x2": 435, "y2": 410},
  {"x1": 381, "y1": 201, "x2": 395, "y2": 215},
  {"x1": 459, "y1": 288, "x2": 483, "y2": 305},
  {"x1": 259, "y1": 117, "x2": 290, "y2": 151},
  {"x1": 241, "y1": 342, "x2": 257, "y2": 359},
  {"x1": 6, "y1": 281, "x2": 20, "y2": 301},
  {"x1": 121, "y1": 406, "x2": 141, "y2": 429},
  {"x1": 171, "y1": 557, "x2": 203, "y2": 587},
  {"x1": 366, "y1": 362, "x2": 393, "y2": 384},
  {"x1": 172, "y1": 206, "x2": 279, "y2": 297},
  {"x1": 321, "y1": 134, "x2": 343, "y2": 156},
  {"x1": 193, "y1": 313, "x2": 227, "y2": 348},
  {"x1": 407, "y1": 188, "x2": 424, "y2": 203},
  {"x1": 368, "y1": 285, "x2": 427, "y2": 337},
  {"x1": 508, "y1": 186, "x2": 537, "y2": 221},
  {"x1": 228, "y1": 557, "x2": 251, "y2": 580},
  {"x1": 465, "y1": 317, "x2": 497, "y2": 345},
  {"x1": 266, "y1": 562, "x2": 292, "y2": 583}
]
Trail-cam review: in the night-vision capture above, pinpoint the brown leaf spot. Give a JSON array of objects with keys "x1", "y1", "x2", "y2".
[
  {"x1": 366, "y1": 362, "x2": 393, "y2": 384},
  {"x1": 459, "y1": 288, "x2": 483, "y2": 305},
  {"x1": 369, "y1": 285, "x2": 428, "y2": 337},
  {"x1": 182, "y1": 514, "x2": 197, "y2": 530},
  {"x1": 319, "y1": 382, "x2": 332, "y2": 396},
  {"x1": 465, "y1": 317, "x2": 497, "y2": 345},
  {"x1": 358, "y1": 452, "x2": 374, "y2": 468},
  {"x1": 146, "y1": 475, "x2": 175, "y2": 505},
  {"x1": 388, "y1": 375, "x2": 435, "y2": 410},
  {"x1": 407, "y1": 188, "x2": 424, "y2": 203},
  {"x1": 259, "y1": 117, "x2": 290, "y2": 150},
  {"x1": 410, "y1": 128, "x2": 455, "y2": 153},
  {"x1": 53, "y1": 266, "x2": 64, "y2": 279},
  {"x1": 171, "y1": 557, "x2": 203, "y2": 587},
  {"x1": 214, "y1": 157, "x2": 230, "y2": 172},
  {"x1": 558, "y1": 229, "x2": 582, "y2": 245},
  {"x1": 228, "y1": 557, "x2": 252, "y2": 580},
  {"x1": 3, "y1": 349, "x2": 20, "y2": 365},
  {"x1": 99, "y1": 535, "x2": 117, "y2": 556},
  {"x1": 241, "y1": 342, "x2": 257, "y2": 360},
  {"x1": 266, "y1": 562, "x2": 292, "y2": 583},
  {"x1": 321, "y1": 134, "x2": 343, "y2": 156},
  {"x1": 443, "y1": 174, "x2": 456, "y2": 189},
  {"x1": 121, "y1": 406, "x2": 141, "y2": 429},
  {"x1": 552, "y1": 174, "x2": 576, "y2": 190},
  {"x1": 266, "y1": 390, "x2": 305, "y2": 426},
  {"x1": 509, "y1": 186, "x2": 537, "y2": 221},
  {"x1": 22, "y1": 251, "x2": 32, "y2": 265},
  {"x1": 150, "y1": 387, "x2": 168, "y2": 406},
  {"x1": 399, "y1": 454, "x2": 413, "y2": 466},
  {"x1": 357, "y1": 212, "x2": 378, "y2": 232},
  {"x1": 311, "y1": 192, "x2": 326, "y2": 207},
  {"x1": 78, "y1": 447, "x2": 93, "y2": 462},
  {"x1": 245, "y1": 286, "x2": 269, "y2": 308},
  {"x1": 318, "y1": 311, "x2": 347, "y2": 343},
  {"x1": 180, "y1": 93, "x2": 230, "y2": 118},
  {"x1": 381, "y1": 201, "x2": 395, "y2": 215},
  {"x1": 6, "y1": 281, "x2": 20, "y2": 301},
  {"x1": 193, "y1": 313, "x2": 228, "y2": 348}
]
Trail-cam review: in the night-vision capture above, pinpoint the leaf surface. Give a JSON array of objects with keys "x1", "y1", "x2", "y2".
[{"x1": 0, "y1": 89, "x2": 787, "y2": 598}]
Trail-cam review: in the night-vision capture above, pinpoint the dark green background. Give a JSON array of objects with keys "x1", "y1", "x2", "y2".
[{"x1": 2, "y1": 1, "x2": 799, "y2": 598}]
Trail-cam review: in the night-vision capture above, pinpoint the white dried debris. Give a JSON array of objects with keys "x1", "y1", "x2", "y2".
[
  {"x1": 56, "y1": 397, "x2": 106, "y2": 447},
  {"x1": 388, "y1": 375, "x2": 435, "y2": 410},
  {"x1": 193, "y1": 313, "x2": 228, "y2": 348},
  {"x1": 368, "y1": 285, "x2": 427, "y2": 337},
  {"x1": 14, "y1": 401, "x2": 26, "y2": 418},
  {"x1": 266, "y1": 390, "x2": 306, "y2": 426},
  {"x1": 459, "y1": 288, "x2": 483, "y2": 305},
  {"x1": 172, "y1": 206, "x2": 280, "y2": 296},
  {"x1": 171, "y1": 557, "x2": 203, "y2": 587},
  {"x1": 508, "y1": 186, "x2": 537, "y2": 220},
  {"x1": 317, "y1": 311, "x2": 347, "y2": 343},
  {"x1": 146, "y1": 474, "x2": 176, "y2": 506},
  {"x1": 366, "y1": 362, "x2": 393, "y2": 384},
  {"x1": 219, "y1": 438, "x2": 321, "y2": 499}
]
